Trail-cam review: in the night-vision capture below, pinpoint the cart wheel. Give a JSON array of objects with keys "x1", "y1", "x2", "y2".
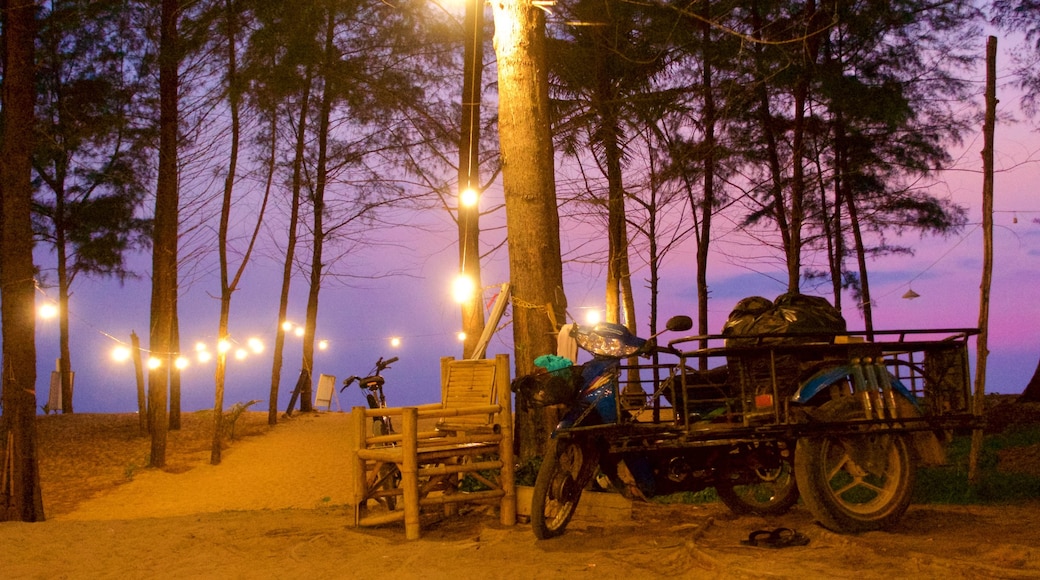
[
  {"x1": 531, "y1": 437, "x2": 599, "y2": 539},
  {"x1": 795, "y1": 397, "x2": 915, "y2": 533},
  {"x1": 716, "y1": 444, "x2": 799, "y2": 516}
]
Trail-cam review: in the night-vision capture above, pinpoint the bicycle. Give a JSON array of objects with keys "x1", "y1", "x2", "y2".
[{"x1": 342, "y1": 356, "x2": 401, "y2": 510}]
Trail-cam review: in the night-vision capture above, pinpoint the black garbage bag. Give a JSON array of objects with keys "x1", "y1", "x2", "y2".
[{"x1": 723, "y1": 293, "x2": 846, "y2": 398}]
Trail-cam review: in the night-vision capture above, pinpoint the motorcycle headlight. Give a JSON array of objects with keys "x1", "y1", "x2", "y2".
[{"x1": 575, "y1": 326, "x2": 644, "y2": 357}]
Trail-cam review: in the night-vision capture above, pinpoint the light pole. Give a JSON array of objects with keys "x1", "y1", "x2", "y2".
[{"x1": 458, "y1": 0, "x2": 485, "y2": 359}]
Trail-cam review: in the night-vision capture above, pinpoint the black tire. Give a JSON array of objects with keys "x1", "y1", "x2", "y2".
[
  {"x1": 795, "y1": 397, "x2": 915, "y2": 533},
  {"x1": 372, "y1": 418, "x2": 399, "y2": 511},
  {"x1": 715, "y1": 443, "x2": 799, "y2": 516},
  {"x1": 531, "y1": 437, "x2": 599, "y2": 539}
]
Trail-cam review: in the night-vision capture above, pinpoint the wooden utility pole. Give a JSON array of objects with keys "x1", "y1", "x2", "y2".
[
  {"x1": 458, "y1": 0, "x2": 486, "y2": 359},
  {"x1": 969, "y1": 36, "x2": 997, "y2": 484}
]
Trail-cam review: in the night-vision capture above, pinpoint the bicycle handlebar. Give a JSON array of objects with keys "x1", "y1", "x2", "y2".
[
  {"x1": 340, "y1": 375, "x2": 359, "y2": 391},
  {"x1": 342, "y1": 356, "x2": 399, "y2": 391}
]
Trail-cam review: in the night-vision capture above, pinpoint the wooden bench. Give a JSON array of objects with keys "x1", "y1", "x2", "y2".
[{"x1": 347, "y1": 354, "x2": 515, "y2": 539}]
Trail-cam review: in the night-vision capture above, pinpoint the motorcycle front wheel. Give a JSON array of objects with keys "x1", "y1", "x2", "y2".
[{"x1": 531, "y1": 436, "x2": 599, "y2": 539}]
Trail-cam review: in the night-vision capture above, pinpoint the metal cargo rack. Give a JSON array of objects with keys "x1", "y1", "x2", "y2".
[{"x1": 558, "y1": 328, "x2": 983, "y2": 454}]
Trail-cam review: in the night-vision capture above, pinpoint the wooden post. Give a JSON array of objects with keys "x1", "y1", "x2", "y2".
[
  {"x1": 348, "y1": 406, "x2": 369, "y2": 526},
  {"x1": 497, "y1": 354, "x2": 516, "y2": 525},
  {"x1": 401, "y1": 407, "x2": 421, "y2": 540},
  {"x1": 131, "y1": 332, "x2": 147, "y2": 434},
  {"x1": 969, "y1": 36, "x2": 997, "y2": 484}
]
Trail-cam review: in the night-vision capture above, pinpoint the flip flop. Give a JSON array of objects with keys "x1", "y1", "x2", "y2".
[{"x1": 740, "y1": 527, "x2": 810, "y2": 548}]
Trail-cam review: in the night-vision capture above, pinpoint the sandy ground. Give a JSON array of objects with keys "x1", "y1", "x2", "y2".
[{"x1": 3, "y1": 410, "x2": 1040, "y2": 579}]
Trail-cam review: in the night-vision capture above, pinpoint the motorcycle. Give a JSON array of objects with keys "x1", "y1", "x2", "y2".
[{"x1": 516, "y1": 316, "x2": 798, "y2": 540}]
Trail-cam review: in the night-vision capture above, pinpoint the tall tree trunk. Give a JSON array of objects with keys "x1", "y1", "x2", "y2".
[
  {"x1": 458, "y1": 0, "x2": 486, "y2": 359},
  {"x1": 298, "y1": 7, "x2": 337, "y2": 414},
  {"x1": 1, "y1": 0, "x2": 44, "y2": 522},
  {"x1": 787, "y1": 80, "x2": 808, "y2": 292},
  {"x1": 749, "y1": 4, "x2": 791, "y2": 275},
  {"x1": 492, "y1": 0, "x2": 568, "y2": 461},
  {"x1": 149, "y1": 0, "x2": 180, "y2": 468},
  {"x1": 55, "y1": 189, "x2": 74, "y2": 413},
  {"x1": 270, "y1": 67, "x2": 312, "y2": 424},
  {"x1": 52, "y1": 179, "x2": 74, "y2": 411},
  {"x1": 823, "y1": 118, "x2": 844, "y2": 310},
  {"x1": 970, "y1": 37, "x2": 997, "y2": 484},
  {"x1": 212, "y1": 0, "x2": 242, "y2": 465},
  {"x1": 169, "y1": 309, "x2": 181, "y2": 430},
  {"x1": 592, "y1": 47, "x2": 640, "y2": 395},
  {"x1": 845, "y1": 192, "x2": 874, "y2": 336},
  {"x1": 696, "y1": 3, "x2": 716, "y2": 353}
]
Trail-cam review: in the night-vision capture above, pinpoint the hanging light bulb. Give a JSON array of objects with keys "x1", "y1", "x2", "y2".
[
  {"x1": 452, "y1": 273, "x2": 476, "y2": 304},
  {"x1": 902, "y1": 288, "x2": 920, "y2": 300},
  {"x1": 460, "y1": 187, "x2": 479, "y2": 207}
]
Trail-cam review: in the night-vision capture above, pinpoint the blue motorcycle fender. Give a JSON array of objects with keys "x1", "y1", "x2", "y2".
[
  {"x1": 550, "y1": 360, "x2": 620, "y2": 437},
  {"x1": 792, "y1": 364, "x2": 919, "y2": 408}
]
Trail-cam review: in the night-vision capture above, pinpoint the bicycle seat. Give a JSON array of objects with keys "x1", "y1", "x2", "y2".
[{"x1": 359, "y1": 375, "x2": 385, "y2": 389}]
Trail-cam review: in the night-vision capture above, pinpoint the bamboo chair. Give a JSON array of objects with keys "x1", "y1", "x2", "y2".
[{"x1": 348, "y1": 354, "x2": 515, "y2": 539}]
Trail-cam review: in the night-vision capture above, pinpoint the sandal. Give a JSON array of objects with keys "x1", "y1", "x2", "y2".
[{"x1": 740, "y1": 527, "x2": 810, "y2": 548}]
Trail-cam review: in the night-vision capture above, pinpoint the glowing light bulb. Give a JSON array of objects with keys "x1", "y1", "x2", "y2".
[
  {"x1": 217, "y1": 339, "x2": 232, "y2": 354},
  {"x1": 247, "y1": 337, "x2": 264, "y2": 354},
  {"x1": 457, "y1": 331, "x2": 467, "y2": 342},
  {"x1": 147, "y1": 357, "x2": 161, "y2": 370},
  {"x1": 235, "y1": 348, "x2": 248, "y2": 361},
  {"x1": 112, "y1": 346, "x2": 131, "y2": 362},
  {"x1": 281, "y1": 321, "x2": 293, "y2": 332},
  {"x1": 585, "y1": 310, "x2": 602, "y2": 325},
  {"x1": 460, "y1": 187, "x2": 479, "y2": 207},
  {"x1": 195, "y1": 342, "x2": 207, "y2": 352},
  {"x1": 318, "y1": 339, "x2": 329, "y2": 351},
  {"x1": 197, "y1": 350, "x2": 212, "y2": 363},
  {"x1": 294, "y1": 326, "x2": 305, "y2": 338},
  {"x1": 452, "y1": 274, "x2": 476, "y2": 304},
  {"x1": 38, "y1": 303, "x2": 59, "y2": 320},
  {"x1": 390, "y1": 337, "x2": 401, "y2": 348},
  {"x1": 174, "y1": 357, "x2": 190, "y2": 370}
]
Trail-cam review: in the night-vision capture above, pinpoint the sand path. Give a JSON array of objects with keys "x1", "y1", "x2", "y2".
[{"x1": 56, "y1": 412, "x2": 354, "y2": 521}]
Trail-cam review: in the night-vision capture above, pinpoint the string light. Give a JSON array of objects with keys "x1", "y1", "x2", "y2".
[
  {"x1": 247, "y1": 337, "x2": 264, "y2": 354},
  {"x1": 34, "y1": 280, "x2": 506, "y2": 375}
]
